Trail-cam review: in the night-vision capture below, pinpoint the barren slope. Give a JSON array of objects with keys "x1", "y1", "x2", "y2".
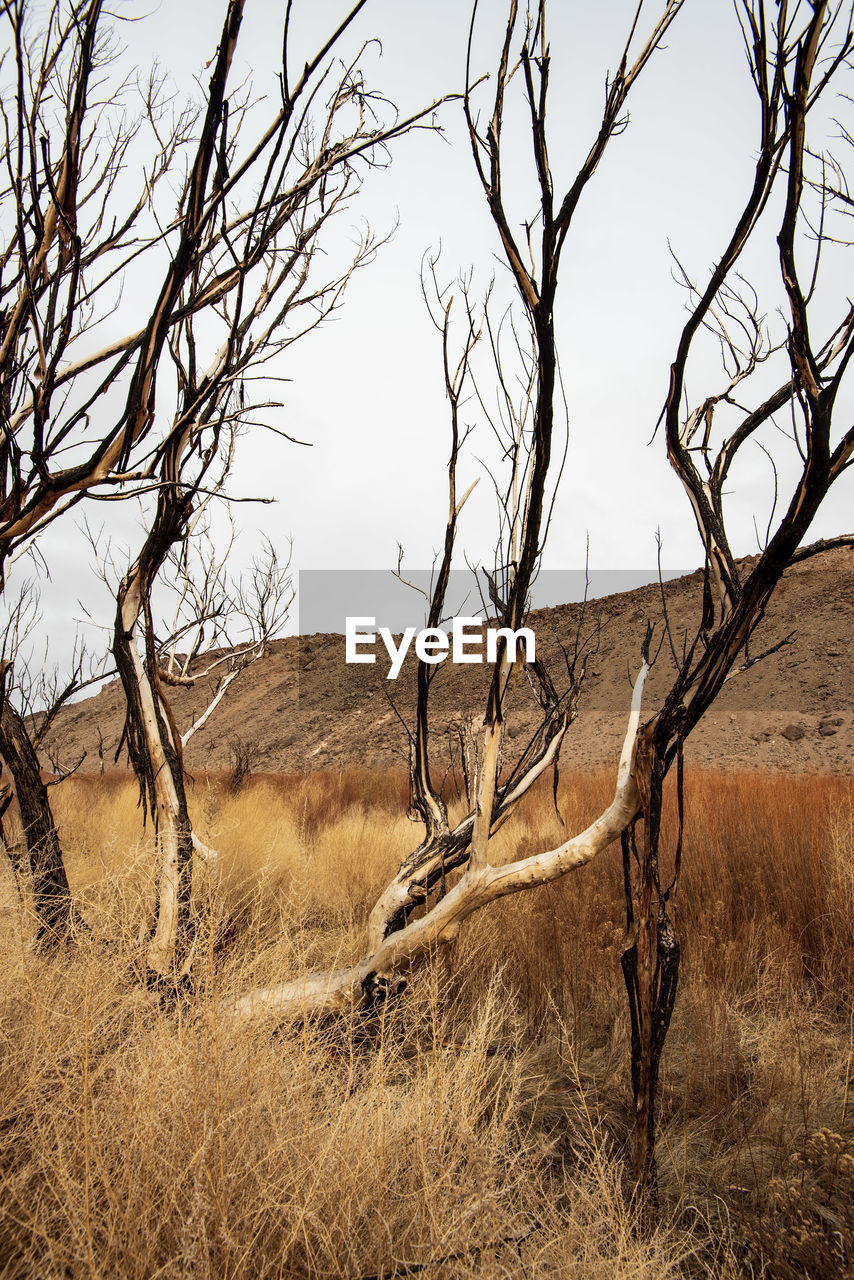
[{"x1": 44, "y1": 547, "x2": 854, "y2": 776}]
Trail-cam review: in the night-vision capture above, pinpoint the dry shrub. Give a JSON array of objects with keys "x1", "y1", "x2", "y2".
[
  {"x1": 226, "y1": 735, "x2": 261, "y2": 792},
  {"x1": 186, "y1": 772, "x2": 414, "y2": 982},
  {"x1": 743, "y1": 1127, "x2": 854, "y2": 1279},
  {"x1": 0, "y1": 940, "x2": 720, "y2": 1280},
  {"x1": 3, "y1": 765, "x2": 852, "y2": 1277},
  {"x1": 427, "y1": 768, "x2": 854, "y2": 1266}
]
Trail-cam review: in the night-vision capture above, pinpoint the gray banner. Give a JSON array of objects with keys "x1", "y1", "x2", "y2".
[{"x1": 298, "y1": 567, "x2": 689, "y2": 636}]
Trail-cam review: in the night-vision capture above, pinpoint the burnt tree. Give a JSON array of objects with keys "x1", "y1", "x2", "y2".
[{"x1": 226, "y1": 0, "x2": 854, "y2": 1208}]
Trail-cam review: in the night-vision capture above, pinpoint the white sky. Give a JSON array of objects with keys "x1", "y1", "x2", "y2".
[{"x1": 10, "y1": 0, "x2": 854, "y2": 674}]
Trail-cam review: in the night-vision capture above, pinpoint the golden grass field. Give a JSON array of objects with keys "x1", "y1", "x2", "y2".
[{"x1": 0, "y1": 767, "x2": 852, "y2": 1278}]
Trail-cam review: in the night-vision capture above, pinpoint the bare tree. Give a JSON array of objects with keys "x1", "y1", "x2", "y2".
[
  {"x1": 160, "y1": 523, "x2": 293, "y2": 753},
  {"x1": 0, "y1": 0, "x2": 448, "y2": 581},
  {"x1": 0, "y1": 573, "x2": 105, "y2": 939},
  {"x1": 113, "y1": 473, "x2": 292, "y2": 983},
  {"x1": 225, "y1": 0, "x2": 854, "y2": 1208},
  {"x1": 226, "y1": 0, "x2": 687, "y2": 1010},
  {"x1": 620, "y1": 0, "x2": 854, "y2": 1201},
  {"x1": 0, "y1": 0, "x2": 451, "y2": 977}
]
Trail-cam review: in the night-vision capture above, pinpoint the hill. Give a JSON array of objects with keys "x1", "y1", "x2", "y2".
[{"x1": 43, "y1": 546, "x2": 854, "y2": 777}]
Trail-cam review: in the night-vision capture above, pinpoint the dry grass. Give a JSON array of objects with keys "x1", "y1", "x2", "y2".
[{"x1": 0, "y1": 765, "x2": 851, "y2": 1277}]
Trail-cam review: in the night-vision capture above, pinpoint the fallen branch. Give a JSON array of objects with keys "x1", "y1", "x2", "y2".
[{"x1": 224, "y1": 659, "x2": 647, "y2": 1022}]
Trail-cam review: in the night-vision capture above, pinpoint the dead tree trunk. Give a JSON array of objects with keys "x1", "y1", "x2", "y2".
[
  {"x1": 0, "y1": 700, "x2": 73, "y2": 942},
  {"x1": 620, "y1": 737, "x2": 682, "y2": 1208},
  {"x1": 113, "y1": 488, "x2": 196, "y2": 984},
  {"x1": 0, "y1": 778, "x2": 29, "y2": 884}
]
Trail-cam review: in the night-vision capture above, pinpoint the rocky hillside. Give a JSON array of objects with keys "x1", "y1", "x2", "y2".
[{"x1": 43, "y1": 547, "x2": 854, "y2": 777}]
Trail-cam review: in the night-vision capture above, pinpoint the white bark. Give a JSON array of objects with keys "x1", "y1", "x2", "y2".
[
  {"x1": 224, "y1": 661, "x2": 648, "y2": 1023},
  {"x1": 191, "y1": 832, "x2": 218, "y2": 864},
  {"x1": 469, "y1": 718, "x2": 503, "y2": 873},
  {"x1": 180, "y1": 639, "x2": 268, "y2": 748},
  {"x1": 181, "y1": 665, "x2": 240, "y2": 747},
  {"x1": 365, "y1": 712, "x2": 567, "y2": 952},
  {"x1": 117, "y1": 580, "x2": 193, "y2": 978}
]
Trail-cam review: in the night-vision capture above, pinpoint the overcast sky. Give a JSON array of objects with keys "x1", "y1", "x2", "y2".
[{"x1": 10, "y1": 0, "x2": 854, "y2": 670}]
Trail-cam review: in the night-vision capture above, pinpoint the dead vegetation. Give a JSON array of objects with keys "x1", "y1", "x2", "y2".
[{"x1": 0, "y1": 766, "x2": 850, "y2": 1279}]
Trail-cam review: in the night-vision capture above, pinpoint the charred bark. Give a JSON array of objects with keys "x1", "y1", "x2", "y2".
[
  {"x1": 620, "y1": 748, "x2": 682, "y2": 1213},
  {"x1": 0, "y1": 700, "x2": 73, "y2": 942}
]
